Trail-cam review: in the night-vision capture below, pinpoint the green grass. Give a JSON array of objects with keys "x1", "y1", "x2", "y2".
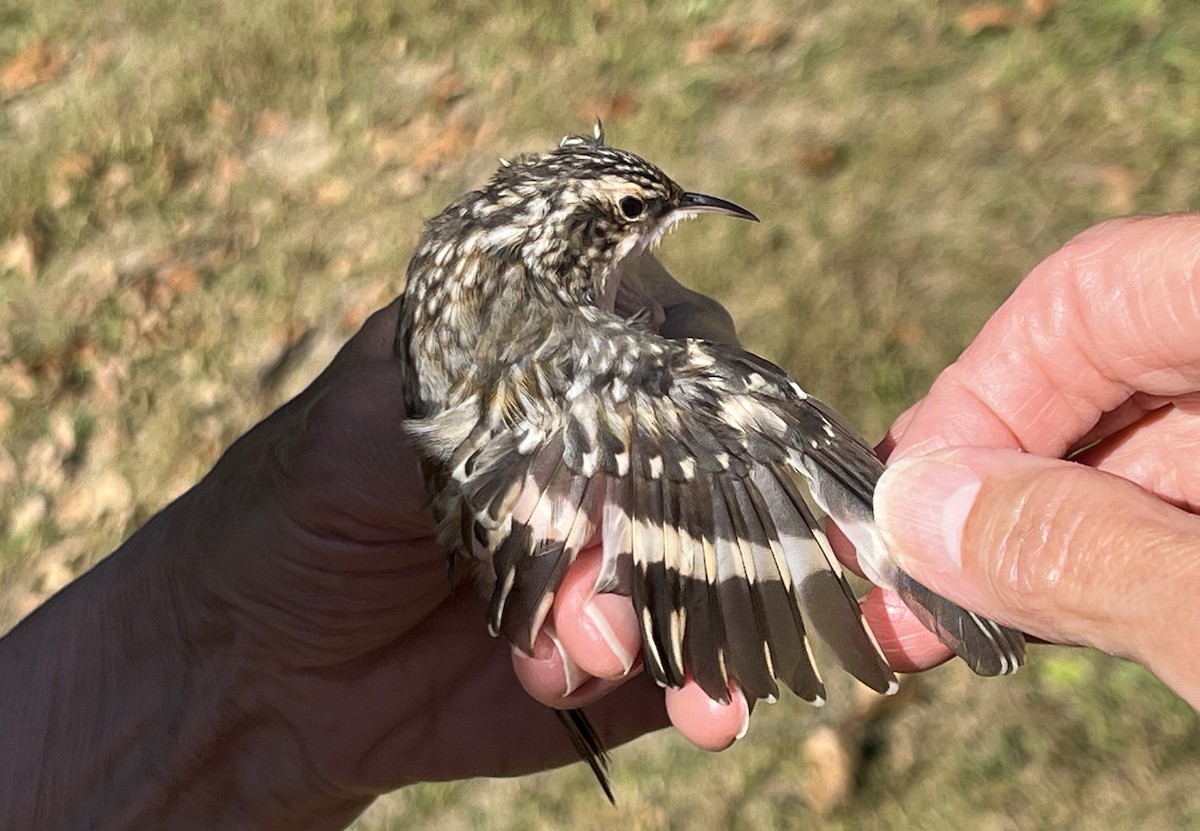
[{"x1": 4, "y1": 0, "x2": 1200, "y2": 827}]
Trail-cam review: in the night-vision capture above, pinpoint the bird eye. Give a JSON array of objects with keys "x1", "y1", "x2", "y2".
[{"x1": 619, "y1": 195, "x2": 645, "y2": 219}]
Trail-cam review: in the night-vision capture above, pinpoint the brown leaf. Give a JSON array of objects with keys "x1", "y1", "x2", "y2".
[
  {"x1": 794, "y1": 143, "x2": 844, "y2": 175},
  {"x1": 410, "y1": 122, "x2": 472, "y2": 173},
  {"x1": 255, "y1": 110, "x2": 292, "y2": 139},
  {"x1": 0, "y1": 40, "x2": 67, "y2": 97},
  {"x1": 577, "y1": 91, "x2": 639, "y2": 124},
  {"x1": 432, "y1": 72, "x2": 467, "y2": 109},
  {"x1": 54, "y1": 152, "x2": 96, "y2": 183},
  {"x1": 161, "y1": 261, "x2": 202, "y2": 296},
  {"x1": 801, "y1": 727, "x2": 857, "y2": 816},
  {"x1": 1024, "y1": 0, "x2": 1057, "y2": 24},
  {"x1": 683, "y1": 25, "x2": 739, "y2": 63},
  {"x1": 49, "y1": 153, "x2": 95, "y2": 208},
  {"x1": 315, "y1": 177, "x2": 352, "y2": 206},
  {"x1": 209, "y1": 97, "x2": 239, "y2": 131},
  {"x1": 84, "y1": 38, "x2": 121, "y2": 78},
  {"x1": 1, "y1": 232, "x2": 39, "y2": 281},
  {"x1": 957, "y1": 4, "x2": 1018, "y2": 36},
  {"x1": 1097, "y1": 164, "x2": 1146, "y2": 214},
  {"x1": 742, "y1": 21, "x2": 792, "y2": 52}
]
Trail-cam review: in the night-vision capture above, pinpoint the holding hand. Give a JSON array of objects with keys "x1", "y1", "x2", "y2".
[{"x1": 873, "y1": 215, "x2": 1200, "y2": 708}]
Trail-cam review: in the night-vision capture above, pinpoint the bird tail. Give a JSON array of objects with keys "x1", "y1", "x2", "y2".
[{"x1": 556, "y1": 708, "x2": 614, "y2": 804}]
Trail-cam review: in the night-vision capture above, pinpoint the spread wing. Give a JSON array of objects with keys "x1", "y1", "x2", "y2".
[
  {"x1": 407, "y1": 323, "x2": 1024, "y2": 705},
  {"x1": 412, "y1": 328, "x2": 900, "y2": 704}
]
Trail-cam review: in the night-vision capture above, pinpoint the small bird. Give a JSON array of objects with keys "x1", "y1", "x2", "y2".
[{"x1": 396, "y1": 124, "x2": 1025, "y2": 796}]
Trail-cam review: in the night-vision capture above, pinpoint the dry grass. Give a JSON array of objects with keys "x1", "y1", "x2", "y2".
[{"x1": 4, "y1": 0, "x2": 1200, "y2": 827}]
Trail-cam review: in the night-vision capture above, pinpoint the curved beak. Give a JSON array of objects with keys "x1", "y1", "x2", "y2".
[{"x1": 678, "y1": 191, "x2": 759, "y2": 222}]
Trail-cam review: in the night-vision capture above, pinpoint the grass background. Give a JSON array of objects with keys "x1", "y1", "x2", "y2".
[{"x1": 3, "y1": 0, "x2": 1200, "y2": 827}]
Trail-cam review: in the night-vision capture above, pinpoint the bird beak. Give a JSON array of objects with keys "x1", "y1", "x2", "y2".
[{"x1": 677, "y1": 191, "x2": 759, "y2": 222}]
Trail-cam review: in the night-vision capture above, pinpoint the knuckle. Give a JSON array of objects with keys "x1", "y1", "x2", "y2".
[{"x1": 976, "y1": 466, "x2": 1110, "y2": 619}]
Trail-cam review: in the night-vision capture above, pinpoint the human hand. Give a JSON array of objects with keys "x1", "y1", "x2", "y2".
[
  {"x1": 177, "y1": 297, "x2": 681, "y2": 800},
  {"x1": 7, "y1": 256, "x2": 758, "y2": 829},
  {"x1": 866, "y1": 215, "x2": 1200, "y2": 707},
  {"x1": 159, "y1": 252, "x2": 762, "y2": 813}
]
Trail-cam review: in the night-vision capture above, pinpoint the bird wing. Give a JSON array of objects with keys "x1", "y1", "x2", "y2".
[{"x1": 415, "y1": 330, "x2": 906, "y2": 704}]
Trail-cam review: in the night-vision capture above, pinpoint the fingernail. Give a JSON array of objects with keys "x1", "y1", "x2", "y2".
[
  {"x1": 546, "y1": 628, "x2": 589, "y2": 697},
  {"x1": 583, "y1": 593, "x2": 638, "y2": 676},
  {"x1": 875, "y1": 453, "x2": 982, "y2": 576}
]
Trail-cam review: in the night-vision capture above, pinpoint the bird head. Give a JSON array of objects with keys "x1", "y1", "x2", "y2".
[{"x1": 469, "y1": 122, "x2": 758, "y2": 310}]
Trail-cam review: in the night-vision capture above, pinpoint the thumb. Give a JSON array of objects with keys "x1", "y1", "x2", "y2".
[{"x1": 875, "y1": 446, "x2": 1200, "y2": 706}]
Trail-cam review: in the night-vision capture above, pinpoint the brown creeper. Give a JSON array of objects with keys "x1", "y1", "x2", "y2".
[{"x1": 396, "y1": 124, "x2": 1025, "y2": 795}]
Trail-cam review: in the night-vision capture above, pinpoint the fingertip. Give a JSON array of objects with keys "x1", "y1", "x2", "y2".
[
  {"x1": 553, "y1": 548, "x2": 641, "y2": 679},
  {"x1": 512, "y1": 626, "x2": 591, "y2": 706},
  {"x1": 860, "y1": 588, "x2": 954, "y2": 673},
  {"x1": 665, "y1": 681, "x2": 749, "y2": 752}
]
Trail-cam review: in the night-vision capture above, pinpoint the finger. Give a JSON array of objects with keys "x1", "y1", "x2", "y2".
[
  {"x1": 876, "y1": 445, "x2": 1200, "y2": 707},
  {"x1": 617, "y1": 253, "x2": 740, "y2": 346},
  {"x1": 1069, "y1": 393, "x2": 1177, "y2": 454},
  {"x1": 1075, "y1": 402, "x2": 1200, "y2": 512},
  {"x1": 893, "y1": 215, "x2": 1200, "y2": 462},
  {"x1": 859, "y1": 587, "x2": 954, "y2": 673},
  {"x1": 512, "y1": 624, "x2": 612, "y2": 708},
  {"x1": 877, "y1": 401, "x2": 920, "y2": 462},
  {"x1": 552, "y1": 546, "x2": 642, "y2": 679},
  {"x1": 664, "y1": 681, "x2": 750, "y2": 751},
  {"x1": 824, "y1": 519, "x2": 866, "y2": 579}
]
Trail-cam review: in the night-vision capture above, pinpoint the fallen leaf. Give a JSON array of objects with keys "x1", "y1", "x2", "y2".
[
  {"x1": 1, "y1": 232, "x2": 38, "y2": 281},
  {"x1": 410, "y1": 121, "x2": 473, "y2": 173},
  {"x1": 161, "y1": 260, "x2": 202, "y2": 295},
  {"x1": 209, "y1": 97, "x2": 239, "y2": 131},
  {"x1": 577, "y1": 91, "x2": 639, "y2": 124},
  {"x1": 315, "y1": 177, "x2": 352, "y2": 206},
  {"x1": 801, "y1": 727, "x2": 857, "y2": 816},
  {"x1": 255, "y1": 110, "x2": 292, "y2": 139},
  {"x1": 54, "y1": 152, "x2": 96, "y2": 183},
  {"x1": 1097, "y1": 163, "x2": 1146, "y2": 214},
  {"x1": 84, "y1": 38, "x2": 122, "y2": 78},
  {"x1": 10, "y1": 493, "x2": 48, "y2": 536},
  {"x1": 683, "y1": 25, "x2": 739, "y2": 63},
  {"x1": 1024, "y1": 0, "x2": 1057, "y2": 24},
  {"x1": 742, "y1": 21, "x2": 792, "y2": 52},
  {"x1": 432, "y1": 72, "x2": 467, "y2": 108},
  {"x1": 795, "y1": 143, "x2": 844, "y2": 175},
  {"x1": 0, "y1": 40, "x2": 67, "y2": 97},
  {"x1": 55, "y1": 468, "x2": 134, "y2": 529},
  {"x1": 957, "y1": 4, "x2": 1018, "y2": 36}
]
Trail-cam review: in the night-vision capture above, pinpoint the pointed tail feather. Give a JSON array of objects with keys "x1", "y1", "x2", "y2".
[{"x1": 556, "y1": 708, "x2": 614, "y2": 803}]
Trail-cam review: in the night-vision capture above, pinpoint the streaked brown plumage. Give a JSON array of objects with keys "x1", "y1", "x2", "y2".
[{"x1": 396, "y1": 124, "x2": 1025, "y2": 797}]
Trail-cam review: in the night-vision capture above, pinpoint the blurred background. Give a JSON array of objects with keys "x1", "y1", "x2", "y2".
[{"x1": 3, "y1": 0, "x2": 1200, "y2": 827}]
